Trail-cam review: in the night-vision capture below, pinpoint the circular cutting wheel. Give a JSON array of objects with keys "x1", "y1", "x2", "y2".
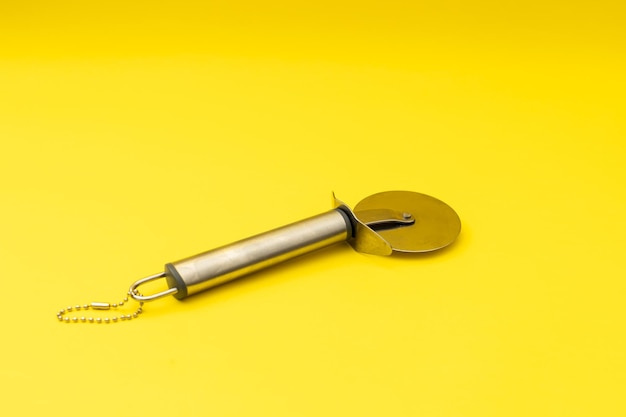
[{"x1": 353, "y1": 191, "x2": 461, "y2": 253}]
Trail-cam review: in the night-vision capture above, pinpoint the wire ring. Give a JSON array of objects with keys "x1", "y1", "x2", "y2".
[{"x1": 128, "y1": 272, "x2": 178, "y2": 301}]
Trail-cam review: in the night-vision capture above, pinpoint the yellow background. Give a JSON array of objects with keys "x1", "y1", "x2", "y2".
[{"x1": 1, "y1": 1, "x2": 625, "y2": 416}]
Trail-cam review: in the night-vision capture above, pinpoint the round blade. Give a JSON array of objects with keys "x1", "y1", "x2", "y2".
[{"x1": 353, "y1": 191, "x2": 461, "y2": 253}]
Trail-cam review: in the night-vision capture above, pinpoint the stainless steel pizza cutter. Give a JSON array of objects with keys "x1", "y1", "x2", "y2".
[
  {"x1": 129, "y1": 190, "x2": 461, "y2": 302},
  {"x1": 56, "y1": 190, "x2": 461, "y2": 323}
]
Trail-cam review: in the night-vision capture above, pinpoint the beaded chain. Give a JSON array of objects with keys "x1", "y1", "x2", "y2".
[{"x1": 56, "y1": 296, "x2": 144, "y2": 324}]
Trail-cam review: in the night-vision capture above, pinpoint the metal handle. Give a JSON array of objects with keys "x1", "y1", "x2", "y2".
[{"x1": 160, "y1": 208, "x2": 352, "y2": 299}]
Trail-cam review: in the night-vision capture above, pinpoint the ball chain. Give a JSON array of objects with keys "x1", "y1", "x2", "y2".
[{"x1": 56, "y1": 296, "x2": 144, "y2": 323}]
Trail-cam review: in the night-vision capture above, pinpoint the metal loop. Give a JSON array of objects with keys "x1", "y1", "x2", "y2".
[{"x1": 129, "y1": 272, "x2": 178, "y2": 301}]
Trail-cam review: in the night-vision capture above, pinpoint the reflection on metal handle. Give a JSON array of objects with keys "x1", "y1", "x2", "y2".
[
  {"x1": 165, "y1": 208, "x2": 352, "y2": 300},
  {"x1": 129, "y1": 208, "x2": 352, "y2": 302}
]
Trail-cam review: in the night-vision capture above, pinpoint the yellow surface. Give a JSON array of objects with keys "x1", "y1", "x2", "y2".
[{"x1": 1, "y1": 2, "x2": 625, "y2": 416}]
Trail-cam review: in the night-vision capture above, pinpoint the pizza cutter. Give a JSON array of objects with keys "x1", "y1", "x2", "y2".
[
  {"x1": 130, "y1": 190, "x2": 461, "y2": 301},
  {"x1": 57, "y1": 190, "x2": 461, "y2": 323}
]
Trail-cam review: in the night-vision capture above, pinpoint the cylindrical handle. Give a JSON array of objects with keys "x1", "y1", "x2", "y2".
[{"x1": 164, "y1": 208, "x2": 353, "y2": 299}]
